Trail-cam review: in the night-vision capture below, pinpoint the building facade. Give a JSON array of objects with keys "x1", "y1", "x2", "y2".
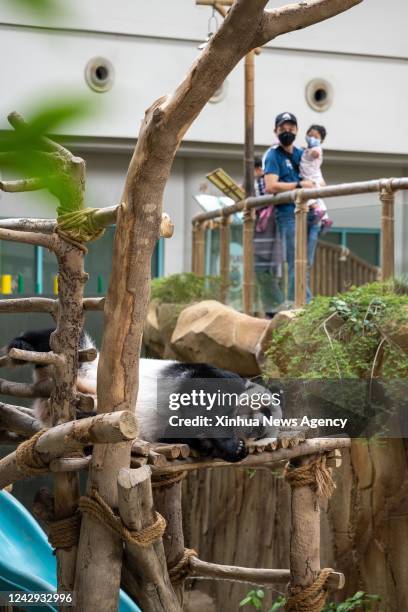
[{"x1": 0, "y1": 0, "x2": 407, "y2": 297}]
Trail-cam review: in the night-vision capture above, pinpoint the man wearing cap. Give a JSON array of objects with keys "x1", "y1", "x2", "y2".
[{"x1": 263, "y1": 112, "x2": 319, "y2": 303}]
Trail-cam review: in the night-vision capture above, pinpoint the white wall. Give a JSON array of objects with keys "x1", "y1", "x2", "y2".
[
  {"x1": 0, "y1": 1, "x2": 407, "y2": 275},
  {"x1": 0, "y1": 1, "x2": 407, "y2": 154}
]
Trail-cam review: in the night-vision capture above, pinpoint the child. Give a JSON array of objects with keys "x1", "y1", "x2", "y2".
[{"x1": 300, "y1": 124, "x2": 332, "y2": 233}]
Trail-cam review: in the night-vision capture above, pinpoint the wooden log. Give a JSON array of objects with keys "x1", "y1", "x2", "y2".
[
  {"x1": 242, "y1": 207, "x2": 254, "y2": 314},
  {"x1": 295, "y1": 194, "x2": 308, "y2": 307},
  {"x1": 244, "y1": 51, "x2": 255, "y2": 199},
  {"x1": 148, "y1": 450, "x2": 168, "y2": 467},
  {"x1": 195, "y1": 223, "x2": 206, "y2": 277},
  {"x1": 188, "y1": 557, "x2": 344, "y2": 589},
  {"x1": 219, "y1": 215, "x2": 230, "y2": 304},
  {"x1": 380, "y1": 181, "x2": 395, "y2": 280},
  {"x1": 50, "y1": 456, "x2": 91, "y2": 473},
  {"x1": 131, "y1": 456, "x2": 148, "y2": 469},
  {"x1": 0, "y1": 297, "x2": 56, "y2": 314},
  {"x1": 149, "y1": 438, "x2": 351, "y2": 475},
  {"x1": 0, "y1": 402, "x2": 42, "y2": 436},
  {"x1": 132, "y1": 439, "x2": 151, "y2": 457},
  {"x1": 196, "y1": 0, "x2": 234, "y2": 5},
  {"x1": 151, "y1": 443, "x2": 181, "y2": 459},
  {"x1": 8, "y1": 347, "x2": 65, "y2": 367},
  {"x1": 152, "y1": 474, "x2": 186, "y2": 605},
  {"x1": 83, "y1": 297, "x2": 105, "y2": 311},
  {"x1": 285, "y1": 452, "x2": 344, "y2": 603},
  {"x1": 0, "y1": 410, "x2": 138, "y2": 489},
  {"x1": 118, "y1": 467, "x2": 181, "y2": 612},
  {"x1": 0, "y1": 377, "x2": 52, "y2": 398},
  {"x1": 36, "y1": 411, "x2": 137, "y2": 454}
]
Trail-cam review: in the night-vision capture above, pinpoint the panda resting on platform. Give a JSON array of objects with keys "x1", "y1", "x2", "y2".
[{"x1": 6, "y1": 328, "x2": 282, "y2": 463}]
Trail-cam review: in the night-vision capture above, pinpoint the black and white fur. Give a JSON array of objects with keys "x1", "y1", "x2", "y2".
[{"x1": 7, "y1": 328, "x2": 282, "y2": 462}]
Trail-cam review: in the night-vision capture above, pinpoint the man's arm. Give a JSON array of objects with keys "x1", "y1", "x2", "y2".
[{"x1": 264, "y1": 174, "x2": 314, "y2": 194}]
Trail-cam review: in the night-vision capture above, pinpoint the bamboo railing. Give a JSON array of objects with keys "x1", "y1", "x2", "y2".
[
  {"x1": 310, "y1": 241, "x2": 379, "y2": 296},
  {"x1": 191, "y1": 177, "x2": 406, "y2": 311}
]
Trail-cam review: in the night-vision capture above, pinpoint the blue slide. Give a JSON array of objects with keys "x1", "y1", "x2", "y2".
[{"x1": 0, "y1": 490, "x2": 141, "y2": 612}]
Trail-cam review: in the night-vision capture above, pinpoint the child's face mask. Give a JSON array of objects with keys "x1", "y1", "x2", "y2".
[{"x1": 306, "y1": 136, "x2": 321, "y2": 148}]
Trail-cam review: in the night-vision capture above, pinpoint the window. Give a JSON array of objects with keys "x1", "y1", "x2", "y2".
[
  {"x1": 0, "y1": 223, "x2": 164, "y2": 297},
  {"x1": 320, "y1": 228, "x2": 380, "y2": 266}
]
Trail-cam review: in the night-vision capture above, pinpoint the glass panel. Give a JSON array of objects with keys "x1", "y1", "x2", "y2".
[
  {"x1": 207, "y1": 227, "x2": 220, "y2": 276},
  {"x1": 229, "y1": 222, "x2": 243, "y2": 311},
  {"x1": 346, "y1": 233, "x2": 379, "y2": 266},
  {"x1": 0, "y1": 241, "x2": 35, "y2": 296},
  {"x1": 320, "y1": 231, "x2": 342, "y2": 246},
  {"x1": 42, "y1": 245, "x2": 59, "y2": 296},
  {"x1": 84, "y1": 226, "x2": 115, "y2": 296}
]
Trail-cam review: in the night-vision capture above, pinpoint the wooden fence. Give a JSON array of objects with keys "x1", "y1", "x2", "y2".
[
  {"x1": 191, "y1": 177, "x2": 407, "y2": 312},
  {"x1": 310, "y1": 241, "x2": 379, "y2": 296}
]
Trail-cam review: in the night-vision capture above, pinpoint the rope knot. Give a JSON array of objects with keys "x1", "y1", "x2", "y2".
[
  {"x1": 168, "y1": 548, "x2": 197, "y2": 583},
  {"x1": 57, "y1": 208, "x2": 105, "y2": 243},
  {"x1": 284, "y1": 454, "x2": 336, "y2": 500},
  {"x1": 285, "y1": 567, "x2": 334, "y2": 612},
  {"x1": 48, "y1": 511, "x2": 81, "y2": 550},
  {"x1": 15, "y1": 429, "x2": 50, "y2": 476},
  {"x1": 152, "y1": 471, "x2": 187, "y2": 490},
  {"x1": 79, "y1": 489, "x2": 166, "y2": 548}
]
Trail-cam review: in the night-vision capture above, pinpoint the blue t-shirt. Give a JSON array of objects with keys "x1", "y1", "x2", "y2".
[{"x1": 263, "y1": 145, "x2": 303, "y2": 216}]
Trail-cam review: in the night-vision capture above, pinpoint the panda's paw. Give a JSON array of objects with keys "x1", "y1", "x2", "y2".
[{"x1": 214, "y1": 438, "x2": 248, "y2": 463}]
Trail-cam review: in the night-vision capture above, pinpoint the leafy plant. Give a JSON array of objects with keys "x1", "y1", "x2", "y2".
[
  {"x1": 264, "y1": 281, "x2": 408, "y2": 381},
  {"x1": 239, "y1": 589, "x2": 265, "y2": 610},
  {"x1": 322, "y1": 591, "x2": 381, "y2": 611},
  {"x1": 150, "y1": 273, "x2": 221, "y2": 304},
  {"x1": 0, "y1": 97, "x2": 94, "y2": 212}
]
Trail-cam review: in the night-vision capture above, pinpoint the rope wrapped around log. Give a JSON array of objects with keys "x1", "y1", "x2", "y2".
[
  {"x1": 284, "y1": 454, "x2": 335, "y2": 499},
  {"x1": 57, "y1": 208, "x2": 105, "y2": 243},
  {"x1": 285, "y1": 567, "x2": 334, "y2": 612},
  {"x1": 79, "y1": 489, "x2": 166, "y2": 547},
  {"x1": 15, "y1": 429, "x2": 49, "y2": 475},
  {"x1": 48, "y1": 511, "x2": 81, "y2": 550},
  {"x1": 168, "y1": 548, "x2": 197, "y2": 583},
  {"x1": 151, "y1": 471, "x2": 187, "y2": 489}
]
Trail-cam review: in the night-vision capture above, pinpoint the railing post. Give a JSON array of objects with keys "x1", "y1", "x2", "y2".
[
  {"x1": 242, "y1": 205, "x2": 254, "y2": 314},
  {"x1": 220, "y1": 213, "x2": 230, "y2": 304},
  {"x1": 295, "y1": 191, "x2": 308, "y2": 307},
  {"x1": 338, "y1": 246, "x2": 350, "y2": 294},
  {"x1": 195, "y1": 222, "x2": 206, "y2": 277},
  {"x1": 380, "y1": 179, "x2": 395, "y2": 281},
  {"x1": 191, "y1": 223, "x2": 198, "y2": 273}
]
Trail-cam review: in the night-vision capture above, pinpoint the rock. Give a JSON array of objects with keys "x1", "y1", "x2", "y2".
[
  {"x1": 143, "y1": 301, "x2": 189, "y2": 358},
  {"x1": 170, "y1": 300, "x2": 269, "y2": 376},
  {"x1": 255, "y1": 309, "x2": 303, "y2": 367}
]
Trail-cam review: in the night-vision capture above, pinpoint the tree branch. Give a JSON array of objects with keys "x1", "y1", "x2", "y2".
[
  {"x1": 0, "y1": 227, "x2": 56, "y2": 249},
  {"x1": 0, "y1": 178, "x2": 47, "y2": 192},
  {"x1": 255, "y1": 0, "x2": 363, "y2": 47},
  {"x1": 0, "y1": 297, "x2": 56, "y2": 314}
]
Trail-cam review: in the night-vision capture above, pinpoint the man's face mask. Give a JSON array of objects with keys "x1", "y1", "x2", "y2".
[
  {"x1": 278, "y1": 131, "x2": 296, "y2": 146},
  {"x1": 306, "y1": 135, "x2": 321, "y2": 148}
]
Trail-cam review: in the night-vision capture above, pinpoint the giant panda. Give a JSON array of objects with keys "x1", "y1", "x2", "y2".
[{"x1": 5, "y1": 328, "x2": 282, "y2": 462}]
